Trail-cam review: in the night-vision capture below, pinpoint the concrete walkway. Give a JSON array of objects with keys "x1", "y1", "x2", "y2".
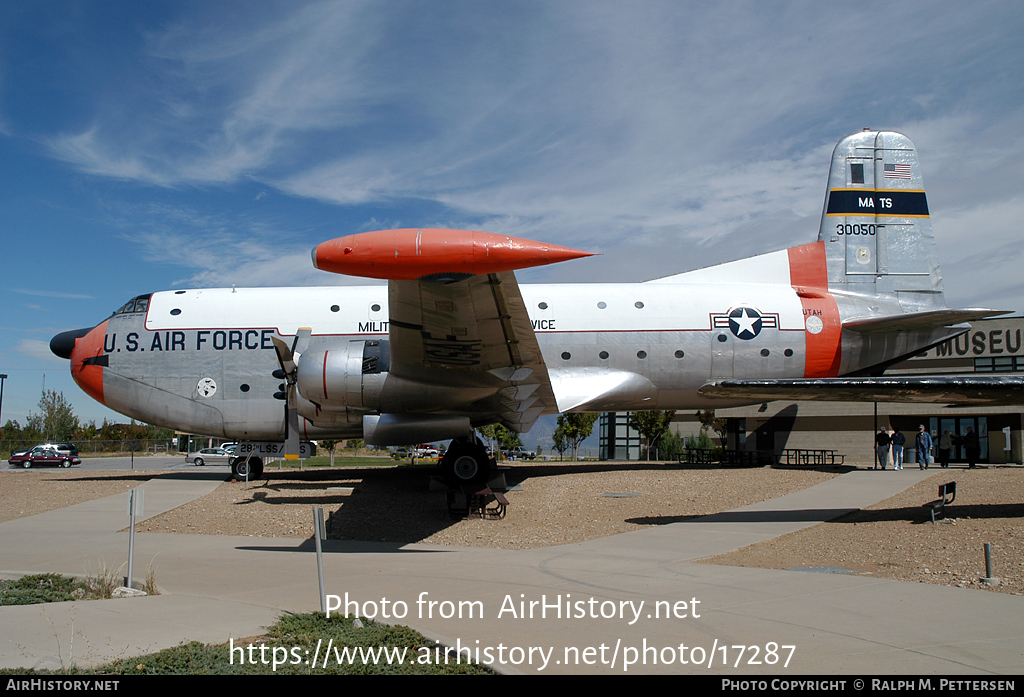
[{"x1": 1, "y1": 468, "x2": 1020, "y2": 674}]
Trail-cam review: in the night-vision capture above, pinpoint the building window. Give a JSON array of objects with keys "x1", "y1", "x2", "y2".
[{"x1": 975, "y1": 356, "x2": 1024, "y2": 372}]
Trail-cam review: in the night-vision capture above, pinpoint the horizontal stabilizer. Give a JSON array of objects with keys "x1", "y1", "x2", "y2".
[
  {"x1": 699, "y1": 375, "x2": 1024, "y2": 406},
  {"x1": 843, "y1": 308, "x2": 1013, "y2": 333}
]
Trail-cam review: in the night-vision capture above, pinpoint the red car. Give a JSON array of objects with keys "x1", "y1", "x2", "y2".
[{"x1": 8, "y1": 445, "x2": 81, "y2": 469}]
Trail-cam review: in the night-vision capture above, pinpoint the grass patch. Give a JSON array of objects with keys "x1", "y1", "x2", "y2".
[
  {"x1": 13, "y1": 613, "x2": 494, "y2": 675},
  {"x1": 0, "y1": 570, "x2": 159, "y2": 606},
  {"x1": 0, "y1": 573, "x2": 113, "y2": 605}
]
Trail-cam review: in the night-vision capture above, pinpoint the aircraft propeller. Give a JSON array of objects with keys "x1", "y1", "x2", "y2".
[{"x1": 272, "y1": 328, "x2": 311, "y2": 457}]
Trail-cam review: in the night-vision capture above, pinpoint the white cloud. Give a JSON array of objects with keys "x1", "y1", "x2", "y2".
[
  {"x1": 13, "y1": 289, "x2": 94, "y2": 300},
  {"x1": 16, "y1": 339, "x2": 65, "y2": 364},
  {"x1": 30, "y1": 1, "x2": 1024, "y2": 302}
]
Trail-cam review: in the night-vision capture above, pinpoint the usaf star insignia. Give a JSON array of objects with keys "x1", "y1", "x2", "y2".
[{"x1": 711, "y1": 306, "x2": 779, "y2": 340}]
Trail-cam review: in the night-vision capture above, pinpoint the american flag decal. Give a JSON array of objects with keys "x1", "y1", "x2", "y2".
[{"x1": 884, "y1": 163, "x2": 912, "y2": 179}]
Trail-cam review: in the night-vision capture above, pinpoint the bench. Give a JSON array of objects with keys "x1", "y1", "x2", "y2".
[
  {"x1": 777, "y1": 449, "x2": 845, "y2": 466},
  {"x1": 923, "y1": 481, "x2": 956, "y2": 523},
  {"x1": 680, "y1": 448, "x2": 774, "y2": 467}
]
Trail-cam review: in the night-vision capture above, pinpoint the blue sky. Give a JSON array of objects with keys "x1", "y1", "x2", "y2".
[{"x1": 1, "y1": 1, "x2": 1022, "y2": 427}]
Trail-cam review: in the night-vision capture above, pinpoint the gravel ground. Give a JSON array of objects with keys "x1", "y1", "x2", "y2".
[
  {"x1": 702, "y1": 467, "x2": 1024, "y2": 596},
  {"x1": 2, "y1": 461, "x2": 1021, "y2": 595}
]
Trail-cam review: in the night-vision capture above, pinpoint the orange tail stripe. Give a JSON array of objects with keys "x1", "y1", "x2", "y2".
[{"x1": 788, "y1": 242, "x2": 842, "y2": 378}]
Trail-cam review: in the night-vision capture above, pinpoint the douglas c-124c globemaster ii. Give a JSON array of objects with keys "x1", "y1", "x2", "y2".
[{"x1": 51, "y1": 130, "x2": 1024, "y2": 487}]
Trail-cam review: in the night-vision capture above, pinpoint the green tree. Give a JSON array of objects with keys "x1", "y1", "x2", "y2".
[
  {"x1": 319, "y1": 439, "x2": 338, "y2": 466},
  {"x1": 28, "y1": 390, "x2": 79, "y2": 442},
  {"x1": 697, "y1": 409, "x2": 728, "y2": 446},
  {"x1": 658, "y1": 430, "x2": 685, "y2": 461},
  {"x1": 553, "y1": 413, "x2": 598, "y2": 461},
  {"x1": 628, "y1": 410, "x2": 676, "y2": 460},
  {"x1": 479, "y1": 424, "x2": 522, "y2": 459},
  {"x1": 551, "y1": 428, "x2": 570, "y2": 461}
]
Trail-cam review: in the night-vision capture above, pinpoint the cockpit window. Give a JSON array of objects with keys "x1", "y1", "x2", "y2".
[{"x1": 114, "y1": 294, "x2": 153, "y2": 315}]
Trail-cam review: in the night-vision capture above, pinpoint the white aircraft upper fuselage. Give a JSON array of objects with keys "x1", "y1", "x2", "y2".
[{"x1": 54, "y1": 130, "x2": 1016, "y2": 450}]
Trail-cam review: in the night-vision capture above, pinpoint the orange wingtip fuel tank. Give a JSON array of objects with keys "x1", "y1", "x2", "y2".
[{"x1": 312, "y1": 228, "x2": 594, "y2": 280}]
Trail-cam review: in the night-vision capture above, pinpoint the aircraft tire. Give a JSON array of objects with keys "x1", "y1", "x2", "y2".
[
  {"x1": 439, "y1": 441, "x2": 492, "y2": 487},
  {"x1": 231, "y1": 456, "x2": 263, "y2": 480}
]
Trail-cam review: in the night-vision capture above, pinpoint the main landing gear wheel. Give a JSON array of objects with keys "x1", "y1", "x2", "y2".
[
  {"x1": 439, "y1": 440, "x2": 494, "y2": 487},
  {"x1": 231, "y1": 456, "x2": 264, "y2": 480}
]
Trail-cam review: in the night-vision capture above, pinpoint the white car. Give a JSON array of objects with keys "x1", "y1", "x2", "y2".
[{"x1": 187, "y1": 447, "x2": 234, "y2": 466}]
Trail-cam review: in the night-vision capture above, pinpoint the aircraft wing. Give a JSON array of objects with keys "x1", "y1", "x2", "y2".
[
  {"x1": 699, "y1": 375, "x2": 1024, "y2": 406},
  {"x1": 387, "y1": 271, "x2": 556, "y2": 431},
  {"x1": 310, "y1": 228, "x2": 593, "y2": 432}
]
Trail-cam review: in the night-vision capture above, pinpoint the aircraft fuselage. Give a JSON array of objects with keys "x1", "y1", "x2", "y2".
[{"x1": 67, "y1": 248, "x2": 853, "y2": 440}]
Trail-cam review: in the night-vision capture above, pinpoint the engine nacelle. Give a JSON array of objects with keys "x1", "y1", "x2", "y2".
[{"x1": 296, "y1": 340, "x2": 387, "y2": 409}]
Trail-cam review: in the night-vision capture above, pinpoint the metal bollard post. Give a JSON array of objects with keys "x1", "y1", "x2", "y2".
[
  {"x1": 982, "y1": 542, "x2": 999, "y2": 585},
  {"x1": 313, "y1": 507, "x2": 326, "y2": 612}
]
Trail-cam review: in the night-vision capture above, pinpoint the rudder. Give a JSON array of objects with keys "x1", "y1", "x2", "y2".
[{"x1": 818, "y1": 130, "x2": 944, "y2": 312}]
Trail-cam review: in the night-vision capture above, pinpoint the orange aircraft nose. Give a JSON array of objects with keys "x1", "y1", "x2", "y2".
[{"x1": 66, "y1": 320, "x2": 108, "y2": 405}]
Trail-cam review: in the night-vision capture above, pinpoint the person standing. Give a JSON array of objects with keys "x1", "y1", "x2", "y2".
[
  {"x1": 875, "y1": 427, "x2": 891, "y2": 470},
  {"x1": 963, "y1": 426, "x2": 980, "y2": 469},
  {"x1": 891, "y1": 428, "x2": 906, "y2": 470},
  {"x1": 938, "y1": 429, "x2": 952, "y2": 468},
  {"x1": 916, "y1": 425, "x2": 933, "y2": 469}
]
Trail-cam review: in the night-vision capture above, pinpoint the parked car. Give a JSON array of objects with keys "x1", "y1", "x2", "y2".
[
  {"x1": 187, "y1": 447, "x2": 234, "y2": 466},
  {"x1": 47, "y1": 442, "x2": 80, "y2": 456},
  {"x1": 414, "y1": 444, "x2": 443, "y2": 458},
  {"x1": 502, "y1": 446, "x2": 536, "y2": 460},
  {"x1": 9, "y1": 443, "x2": 79, "y2": 458},
  {"x1": 8, "y1": 445, "x2": 81, "y2": 469}
]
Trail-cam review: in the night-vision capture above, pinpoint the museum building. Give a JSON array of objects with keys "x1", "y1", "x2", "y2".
[{"x1": 600, "y1": 317, "x2": 1024, "y2": 465}]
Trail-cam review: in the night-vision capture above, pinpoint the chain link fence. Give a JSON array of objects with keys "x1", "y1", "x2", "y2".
[{"x1": 1, "y1": 439, "x2": 181, "y2": 458}]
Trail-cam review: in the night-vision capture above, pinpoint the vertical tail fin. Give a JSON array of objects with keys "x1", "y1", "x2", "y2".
[{"x1": 818, "y1": 130, "x2": 945, "y2": 311}]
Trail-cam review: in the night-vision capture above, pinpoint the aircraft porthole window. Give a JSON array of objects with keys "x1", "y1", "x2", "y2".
[
  {"x1": 675, "y1": 350, "x2": 685, "y2": 358},
  {"x1": 717, "y1": 334, "x2": 727, "y2": 343},
  {"x1": 331, "y1": 305, "x2": 340, "y2": 312},
  {"x1": 599, "y1": 351, "x2": 609, "y2": 359},
  {"x1": 240, "y1": 384, "x2": 250, "y2": 392},
  {"x1": 561, "y1": 352, "x2": 571, "y2": 360},
  {"x1": 784, "y1": 348, "x2": 794, "y2": 357},
  {"x1": 170, "y1": 309, "x2": 181, "y2": 316},
  {"x1": 597, "y1": 301, "x2": 607, "y2": 309},
  {"x1": 761, "y1": 349, "x2": 770, "y2": 357},
  {"x1": 371, "y1": 304, "x2": 381, "y2": 312},
  {"x1": 635, "y1": 301, "x2": 644, "y2": 309},
  {"x1": 538, "y1": 302, "x2": 548, "y2": 310},
  {"x1": 637, "y1": 350, "x2": 647, "y2": 359}
]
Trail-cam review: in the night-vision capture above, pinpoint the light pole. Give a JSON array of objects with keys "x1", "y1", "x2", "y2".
[{"x1": 0, "y1": 374, "x2": 7, "y2": 435}]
